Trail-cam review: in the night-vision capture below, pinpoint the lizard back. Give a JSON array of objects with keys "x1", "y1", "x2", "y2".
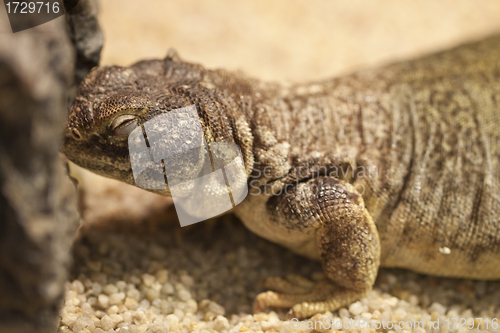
[{"x1": 250, "y1": 36, "x2": 500, "y2": 278}]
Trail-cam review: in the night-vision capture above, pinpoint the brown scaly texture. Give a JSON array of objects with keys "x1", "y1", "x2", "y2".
[{"x1": 63, "y1": 35, "x2": 500, "y2": 318}]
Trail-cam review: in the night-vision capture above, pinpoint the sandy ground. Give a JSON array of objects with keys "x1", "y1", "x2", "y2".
[{"x1": 61, "y1": 1, "x2": 500, "y2": 332}]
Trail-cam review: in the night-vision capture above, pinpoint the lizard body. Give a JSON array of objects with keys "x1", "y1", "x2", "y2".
[{"x1": 63, "y1": 35, "x2": 500, "y2": 318}]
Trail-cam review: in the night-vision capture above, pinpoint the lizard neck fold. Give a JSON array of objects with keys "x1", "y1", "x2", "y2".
[{"x1": 235, "y1": 71, "x2": 414, "y2": 225}]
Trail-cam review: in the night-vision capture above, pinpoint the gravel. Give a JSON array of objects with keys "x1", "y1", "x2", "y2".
[{"x1": 58, "y1": 213, "x2": 500, "y2": 333}]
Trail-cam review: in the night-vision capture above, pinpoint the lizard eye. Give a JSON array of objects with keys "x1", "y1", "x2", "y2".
[{"x1": 110, "y1": 115, "x2": 138, "y2": 137}]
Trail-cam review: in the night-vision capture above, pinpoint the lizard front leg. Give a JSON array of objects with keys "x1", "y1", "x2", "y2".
[{"x1": 253, "y1": 177, "x2": 381, "y2": 318}]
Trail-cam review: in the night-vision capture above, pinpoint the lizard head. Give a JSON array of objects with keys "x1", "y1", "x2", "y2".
[{"x1": 63, "y1": 50, "x2": 252, "y2": 196}]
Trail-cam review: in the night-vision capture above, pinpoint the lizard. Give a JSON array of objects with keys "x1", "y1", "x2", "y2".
[{"x1": 62, "y1": 35, "x2": 500, "y2": 319}]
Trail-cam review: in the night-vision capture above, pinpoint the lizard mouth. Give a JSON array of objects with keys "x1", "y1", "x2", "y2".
[
  {"x1": 62, "y1": 129, "x2": 176, "y2": 198},
  {"x1": 62, "y1": 133, "x2": 136, "y2": 185}
]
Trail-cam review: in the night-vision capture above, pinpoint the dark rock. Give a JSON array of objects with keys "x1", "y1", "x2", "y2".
[
  {"x1": 64, "y1": 0, "x2": 104, "y2": 86},
  {"x1": 0, "y1": 14, "x2": 79, "y2": 333}
]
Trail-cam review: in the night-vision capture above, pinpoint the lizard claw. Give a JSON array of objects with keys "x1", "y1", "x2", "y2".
[
  {"x1": 252, "y1": 290, "x2": 279, "y2": 314},
  {"x1": 253, "y1": 274, "x2": 366, "y2": 319}
]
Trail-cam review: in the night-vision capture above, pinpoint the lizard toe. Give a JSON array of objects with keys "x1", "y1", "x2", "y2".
[
  {"x1": 262, "y1": 276, "x2": 312, "y2": 294},
  {"x1": 254, "y1": 278, "x2": 367, "y2": 319}
]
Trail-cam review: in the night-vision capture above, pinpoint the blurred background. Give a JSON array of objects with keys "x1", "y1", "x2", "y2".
[{"x1": 99, "y1": 0, "x2": 500, "y2": 81}]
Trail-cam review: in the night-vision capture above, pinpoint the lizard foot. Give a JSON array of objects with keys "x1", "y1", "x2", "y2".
[
  {"x1": 254, "y1": 275, "x2": 361, "y2": 319},
  {"x1": 252, "y1": 177, "x2": 380, "y2": 319}
]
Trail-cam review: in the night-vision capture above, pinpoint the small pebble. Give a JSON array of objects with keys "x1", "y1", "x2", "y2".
[
  {"x1": 109, "y1": 292, "x2": 126, "y2": 305},
  {"x1": 142, "y1": 274, "x2": 155, "y2": 287},
  {"x1": 71, "y1": 280, "x2": 85, "y2": 294},
  {"x1": 97, "y1": 294, "x2": 109, "y2": 308},
  {"x1": 103, "y1": 284, "x2": 119, "y2": 295},
  {"x1": 349, "y1": 301, "x2": 365, "y2": 315},
  {"x1": 100, "y1": 315, "x2": 115, "y2": 330}
]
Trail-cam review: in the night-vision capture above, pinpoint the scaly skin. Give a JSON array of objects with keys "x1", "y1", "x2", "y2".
[{"x1": 63, "y1": 36, "x2": 500, "y2": 318}]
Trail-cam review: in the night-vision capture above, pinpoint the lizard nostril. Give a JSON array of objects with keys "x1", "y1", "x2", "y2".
[{"x1": 70, "y1": 128, "x2": 82, "y2": 140}]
